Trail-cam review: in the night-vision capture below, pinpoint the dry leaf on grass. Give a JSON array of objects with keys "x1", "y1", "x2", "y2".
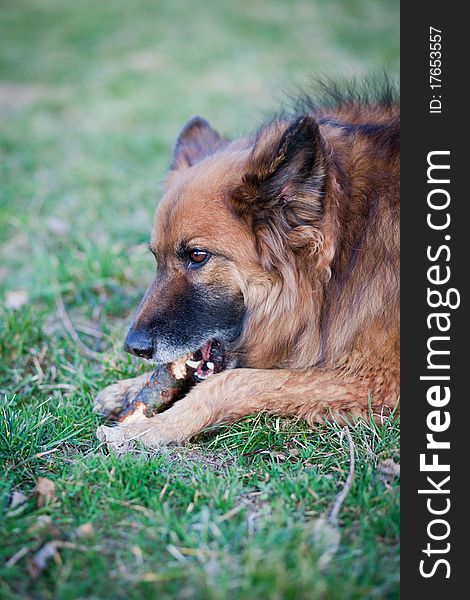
[
  {"x1": 34, "y1": 477, "x2": 56, "y2": 508},
  {"x1": 28, "y1": 541, "x2": 84, "y2": 578},
  {"x1": 377, "y1": 458, "x2": 400, "y2": 481},
  {"x1": 27, "y1": 515, "x2": 61, "y2": 538},
  {"x1": 76, "y1": 522, "x2": 94, "y2": 538}
]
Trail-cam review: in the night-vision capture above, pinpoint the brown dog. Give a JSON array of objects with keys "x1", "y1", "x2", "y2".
[{"x1": 96, "y1": 83, "x2": 400, "y2": 448}]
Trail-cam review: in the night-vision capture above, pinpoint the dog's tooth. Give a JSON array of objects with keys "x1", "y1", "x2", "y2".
[
  {"x1": 186, "y1": 359, "x2": 201, "y2": 369},
  {"x1": 206, "y1": 362, "x2": 214, "y2": 371}
]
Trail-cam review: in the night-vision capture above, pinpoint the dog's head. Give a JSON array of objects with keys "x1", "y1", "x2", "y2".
[{"x1": 125, "y1": 115, "x2": 328, "y2": 375}]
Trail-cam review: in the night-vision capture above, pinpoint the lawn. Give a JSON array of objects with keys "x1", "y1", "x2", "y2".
[{"x1": 0, "y1": 1, "x2": 400, "y2": 598}]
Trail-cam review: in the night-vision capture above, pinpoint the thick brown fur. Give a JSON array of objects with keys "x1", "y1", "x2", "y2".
[{"x1": 96, "y1": 80, "x2": 400, "y2": 449}]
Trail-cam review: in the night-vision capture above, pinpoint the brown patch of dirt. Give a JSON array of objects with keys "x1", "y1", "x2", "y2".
[{"x1": 164, "y1": 445, "x2": 237, "y2": 471}]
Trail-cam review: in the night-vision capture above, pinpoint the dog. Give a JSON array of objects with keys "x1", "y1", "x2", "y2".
[{"x1": 96, "y1": 81, "x2": 400, "y2": 448}]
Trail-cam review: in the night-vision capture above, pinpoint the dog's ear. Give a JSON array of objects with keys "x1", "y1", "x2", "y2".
[
  {"x1": 233, "y1": 116, "x2": 324, "y2": 215},
  {"x1": 171, "y1": 116, "x2": 223, "y2": 170},
  {"x1": 231, "y1": 116, "x2": 326, "y2": 264}
]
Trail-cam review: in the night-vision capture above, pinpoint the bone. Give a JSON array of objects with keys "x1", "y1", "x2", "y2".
[{"x1": 118, "y1": 354, "x2": 194, "y2": 421}]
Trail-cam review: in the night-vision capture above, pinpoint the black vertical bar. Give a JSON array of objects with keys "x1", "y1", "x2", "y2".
[{"x1": 401, "y1": 3, "x2": 466, "y2": 597}]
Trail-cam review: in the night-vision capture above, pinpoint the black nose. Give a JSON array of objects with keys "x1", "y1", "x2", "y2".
[{"x1": 124, "y1": 328, "x2": 154, "y2": 359}]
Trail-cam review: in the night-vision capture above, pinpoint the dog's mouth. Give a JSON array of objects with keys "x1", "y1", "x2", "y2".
[{"x1": 184, "y1": 339, "x2": 227, "y2": 381}]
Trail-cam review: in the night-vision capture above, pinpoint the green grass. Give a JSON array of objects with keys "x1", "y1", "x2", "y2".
[{"x1": 0, "y1": 1, "x2": 399, "y2": 598}]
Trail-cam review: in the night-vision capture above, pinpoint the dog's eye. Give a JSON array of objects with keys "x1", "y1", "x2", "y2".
[{"x1": 188, "y1": 249, "x2": 210, "y2": 269}]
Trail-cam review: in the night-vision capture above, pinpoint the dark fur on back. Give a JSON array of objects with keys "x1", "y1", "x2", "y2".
[{"x1": 291, "y1": 74, "x2": 398, "y2": 111}]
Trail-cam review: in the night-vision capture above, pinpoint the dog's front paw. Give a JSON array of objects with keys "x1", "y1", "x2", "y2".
[
  {"x1": 96, "y1": 410, "x2": 179, "y2": 452},
  {"x1": 96, "y1": 424, "x2": 135, "y2": 454}
]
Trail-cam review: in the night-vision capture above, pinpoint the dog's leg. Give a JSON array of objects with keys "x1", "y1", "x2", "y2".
[
  {"x1": 97, "y1": 367, "x2": 397, "y2": 449},
  {"x1": 93, "y1": 373, "x2": 152, "y2": 418}
]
